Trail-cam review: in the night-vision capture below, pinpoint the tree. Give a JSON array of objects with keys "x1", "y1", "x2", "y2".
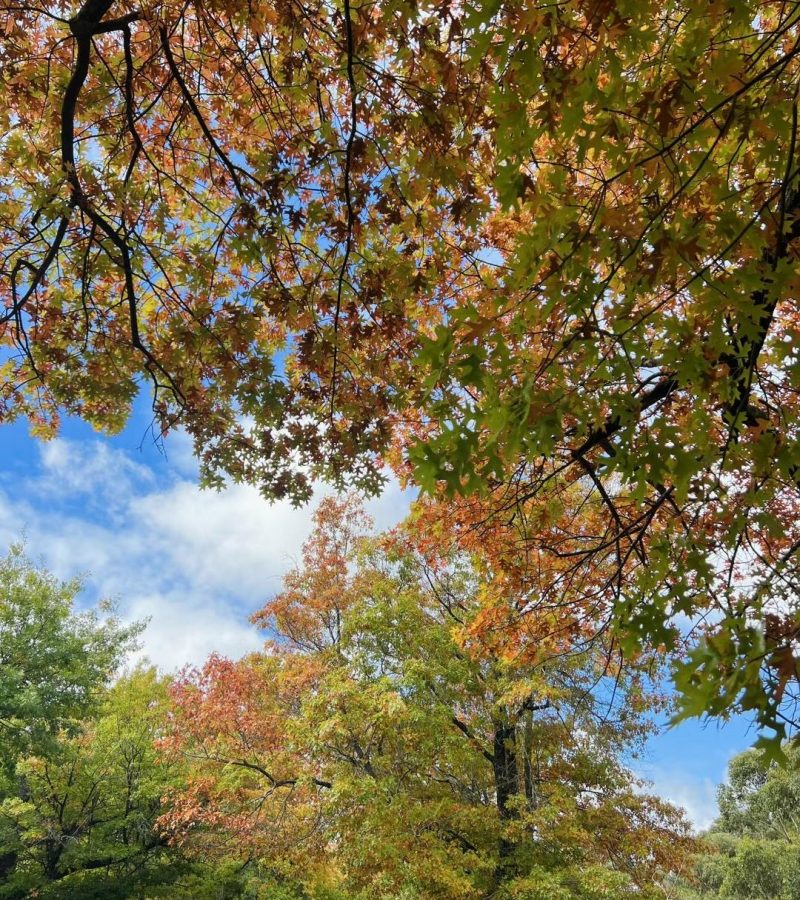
[
  {"x1": 0, "y1": 557, "x2": 253, "y2": 900},
  {"x1": 159, "y1": 497, "x2": 694, "y2": 898},
  {"x1": 678, "y1": 743, "x2": 800, "y2": 899},
  {"x1": 2, "y1": 668, "x2": 168, "y2": 897},
  {"x1": 0, "y1": 665, "x2": 258, "y2": 899},
  {"x1": 2, "y1": 0, "x2": 800, "y2": 738},
  {"x1": 0, "y1": 545, "x2": 141, "y2": 770}
]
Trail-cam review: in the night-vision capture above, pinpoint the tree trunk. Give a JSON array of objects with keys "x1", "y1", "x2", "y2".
[
  {"x1": 492, "y1": 719, "x2": 520, "y2": 878},
  {"x1": 42, "y1": 839, "x2": 64, "y2": 881},
  {"x1": 522, "y1": 711, "x2": 538, "y2": 810}
]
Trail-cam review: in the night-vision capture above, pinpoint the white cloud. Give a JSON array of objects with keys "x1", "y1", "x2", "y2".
[
  {"x1": 130, "y1": 480, "x2": 320, "y2": 596},
  {"x1": 36, "y1": 437, "x2": 155, "y2": 514},
  {"x1": 0, "y1": 437, "x2": 412, "y2": 672},
  {"x1": 638, "y1": 766, "x2": 720, "y2": 831},
  {"x1": 125, "y1": 590, "x2": 263, "y2": 670}
]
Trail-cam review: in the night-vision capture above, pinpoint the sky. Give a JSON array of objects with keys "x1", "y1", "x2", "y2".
[{"x1": 0, "y1": 399, "x2": 760, "y2": 830}]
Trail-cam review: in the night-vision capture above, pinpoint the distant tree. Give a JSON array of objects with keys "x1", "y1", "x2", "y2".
[
  {"x1": 2, "y1": 668, "x2": 167, "y2": 897},
  {"x1": 159, "y1": 497, "x2": 695, "y2": 898},
  {"x1": 0, "y1": 640, "x2": 257, "y2": 897},
  {"x1": 0, "y1": 664, "x2": 260, "y2": 898},
  {"x1": 678, "y1": 744, "x2": 800, "y2": 899},
  {"x1": 0, "y1": 550, "x2": 253, "y2": 897},
  {"x1": 0, "y1": 545, "x2": 141, "y2": 769}
]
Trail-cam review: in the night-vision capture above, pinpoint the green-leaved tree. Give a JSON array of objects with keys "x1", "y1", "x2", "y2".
[{"x1": 679, "y1": 744, "x2": 800, "y2": 899}]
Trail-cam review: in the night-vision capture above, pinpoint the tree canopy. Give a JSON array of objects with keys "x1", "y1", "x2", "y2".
[
  {"x1": 0, "y1": 546, "x2": 140, "y2": 767},
  {"x1": 2, "y1": 668, "x2": 181, "y2": 898},
  {"x1": 0, "y1": 517, "x2": 701, "y2": 898},
  {"x1": 2, "y1": 0, "x2": 800, "y2": 739},
  {"x1": 158, "y1": 496, "x2": 695, "y2": 898},
  {"x1": 679, "y1": 743, "x2": 800, "y2": 899},
  {"x1": 0, "y1": 550, "x2": 261, "y2": 899}
]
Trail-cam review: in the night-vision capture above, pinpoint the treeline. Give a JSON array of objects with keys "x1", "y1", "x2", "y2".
[{"x1": 0, "y1": 504, "x2": 797, "y2": 899}]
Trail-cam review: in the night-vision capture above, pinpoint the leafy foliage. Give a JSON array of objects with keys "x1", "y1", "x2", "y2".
[
  {"x1": 0, "y1": 546, "x2": 141, "y2": 768},
  {"x1": 0, "y1": 550, "x2": 250, "y2": 898},
  {"x1": 2, "y1": 668, "x2": 181, "y2": 898},
  {"x1": 2, "y1": 0, "x2": 800, "y2": 739},
  {"x1": 678, "y1": 744, "x2": 800, "y2": 899},
  {"x1": 159, "y1": 497, "x2": 695, "y2": 897}
]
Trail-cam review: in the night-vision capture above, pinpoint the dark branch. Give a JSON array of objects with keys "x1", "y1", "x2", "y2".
[
  {"x1": 330, "y1": 0, "x2": 359, "y2": 418},
  {"x1": 451, "y1": 715, "x2": 494, "y2": 765}
]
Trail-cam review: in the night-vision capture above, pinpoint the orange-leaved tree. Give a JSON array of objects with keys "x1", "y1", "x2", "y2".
[{"x1": 158, "y1": 497, "x2": 694, "y2": 898}]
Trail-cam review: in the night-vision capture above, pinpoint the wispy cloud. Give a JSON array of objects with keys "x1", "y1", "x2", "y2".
[{"x1": 641, "y1": 767, "x2": 719, "y2": 830}]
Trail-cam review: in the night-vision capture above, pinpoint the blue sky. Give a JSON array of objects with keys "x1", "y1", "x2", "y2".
[{"x1": 0, "y1": 401, "x2": 758, "y2": 829}]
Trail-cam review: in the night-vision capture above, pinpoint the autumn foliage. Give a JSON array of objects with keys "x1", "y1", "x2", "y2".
[
  {"x1": 1, "y1": 0, "x2": 800, "y2": 753},
  {"x1": 157, "y1": 497, "x2": 695, "y2": 897}
]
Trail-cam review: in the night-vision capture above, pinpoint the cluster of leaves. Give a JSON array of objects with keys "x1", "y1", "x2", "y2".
[
  {"x1": 1, "y1": 0, "x2": 469, "y2": 499},
  {"x1": 158, "y1": 496, "x2": 696, "y2": 898},
  {"x1": 676, "y1": 744, "x2": 800, "y2": 899},
  {"x1": 0, "y1": 545, "x2": 141, "y2": 764}
]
